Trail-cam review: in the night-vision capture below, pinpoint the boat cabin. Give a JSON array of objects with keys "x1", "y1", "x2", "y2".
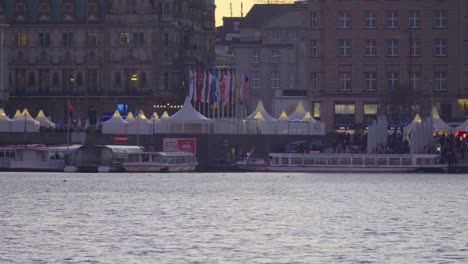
[{"x1": 68, "y1": 145, "x2": 144, "y2": 171}]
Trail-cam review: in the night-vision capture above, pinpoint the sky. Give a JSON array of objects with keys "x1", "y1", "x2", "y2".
[{"x1": 215, "y1": 0, "x2": 255, "y2": 26}]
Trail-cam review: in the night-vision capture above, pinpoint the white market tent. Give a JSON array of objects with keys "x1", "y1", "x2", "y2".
[
  {"x1": 403, "y1": 114, "x2": 422, "y2": 141},
  {"x1": 102, "y1": 110, "x2": 129, "y2": 134},
  {"x1": 276, "y1": 111, "x2": 290, "y2": 134},
  {"x1": 10, "y1": 109, "x2": 40, "y2": 133},
  {"x1": 151, "y1": 112, "x2": 160, "y2": 134},
  {"x1": 161, "y1": 97, "x2": 213, "y2": 133},
  {"x1": 277, "y1": 111, "x2": 289, "y2": 121},
  {"x1": 0, "y1": 108, "x2": 12, "y2": 132},
  {"x1": 301, "y1": 112, "x2": 325, "y2": 136},
  {"x1": 244, "y1": 101, "x2": 276, "y2": 134},
  {"x1": 127, "y1": 111, "x2": 152, "y2": 135},
  {"x1": 35, "y1": 110, "x2": 55, "y2": 128},
  {"x1": 288, "y1": 101, "x2": 307, "y2": 121},
  {"x1": 456, "y1": 119, "x2": 468, "y2": 132},
  {"x1": 431, "y1": 107, "x2": 454, "y2": 133}
]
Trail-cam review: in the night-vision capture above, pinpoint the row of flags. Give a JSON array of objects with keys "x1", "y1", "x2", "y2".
[{"x1": 188, "y1": 68, "x2": 249, "y2": 108}]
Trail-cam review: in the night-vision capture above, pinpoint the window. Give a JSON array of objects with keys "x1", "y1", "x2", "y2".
[
  {"x1": 434, "y1": 39, "x2": 448, "y2": 56},
  {"x1": 433, "y1": 71, "x2": 447, "y2": 91},
  {"x1": 16, "y1": 69, "x2": 27, "y2": 90},
  {"x1": 252, "y1": 49, "x2": 260, "y2": 64},
  {"x1": 272, "y1": 49, "x2": 280, "y2": 63},
  {"x1": 338, "y1": 72, "x2": 352, "y2": 91},
  {"x1": 62, "y1": 32, "x2": 74, "y2": 47},
  {"x1": 28, "y1": 72, "x2": 35, "y2": 88},
  {"x1": 115, "y1": 72, "x2": 122, "y2": 88},
  {"x1": 39, "y1": 2, "x2": 50, "y2": 16},
  {"x1": 39, "y1": 33, "x2": 50, "y2": 48},
  {"x1": 233, "y1": 22, "x2": 240, "y2": 32},
  {"x1": 386, "y1": 72, "x2": 399, "y2": 90},
  {"x1": 434, "y1": 10, "x2": 448, "y2": 28},
  {"x1": 408, "y1": 10, "x2": 421, "y2": 29},
  {"x1": 410, "y1": 71, "x2": 421, "y2": 90},
  {"x1": 338, "y1": 11, "x2": 351, "y2": 29},
  {"x1": 311, "y1": 40, "x2": 318, "y2": 57},
  {"x1": 364, "y1": 104, "x2": 378, "y2": 115},
  {"x1": 364, "y1": 72, "x2": 377, "y2": 91},
  {"x1": 164, "y1": 33, "x2": 169, "y2": 47},
  {"x1": 16, "y1": 3, "x2": 26, "y2": 16},
  {"x1": 76, "y1": 72, "x2": 83, "y2": 87},
  {"x1": 271, "y1": 72, "x2": 280, "y2": 89},
  {"x1": 16, "y1": 33, "x2": 27, "y2": 46},
  {"x1": 337, "y1": 39, "x2": 352, "y2": 57},
  {"x1": 272, "y1": 31, "x2": 280, "y2": 40},
  {"x1": 63, "y1": 70, "x2": 74, "y2": 92},
  {"x1": 63, "y1": 2, "x2": 73, "y2": 15},
  {"x1": 364, "y1": 39, "x2": 377, "y2": 57},
  {"x1": 386, "y1": 11, "x2": 399, "y2": 29},
  {"x1": 252, "y1": 71, "x2": 260, "y2": 89},
  {"x1": 132, "y1": 32, "x2": 144, "y2": 46},
  {"x1": 313, "y1": 102, "x2": 320, "y2": 118},
  {"x1": 410, "y1": 39, "x2": 421, "y2": 57},
  {"x1": 140, "y1": 72, "x2": 147, "y2": 88},
  {"x1": 364, "y1": 11, "x2": 377, "y2": 29},
  {"x1": 120, "y1": 33, "x2": 131, "y2": 46},
  {"x1": 335, "y1": 103, "x2": 355, "y2": 114},
  {"x1": 87, "y1": 69, "x2": 98, "y2": 93},
  {"x1": 88, "y1": 33, "x2": 98, "y2": 47},
  {"x1": 386, "y1": 39, "x2": 399, "y2": 57},
  {"x1": 311, "y1": 11, "x2": 319, "y2": 29},
  {"x1": 311, "y1": 72, "x2": 319, "y2": 91},
  {"x1": 127, "y1": 0, "x2": 137, "y2": 14},
  {"x1": 52, "y1": 72, "x2": 59, "y2": 88},
  {"x1": 163, "y1": 72, "x2": 169, "y2": 90},
  {"x1": 88, "y1": 2, "x2": 97, "y2": 16},
  {"x1": 39, "y1": 70, "x2": 50, "y2": 92}
]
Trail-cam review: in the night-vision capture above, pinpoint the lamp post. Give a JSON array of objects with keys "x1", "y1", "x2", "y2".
[
  {"x1": 67, "y1": 77, "x2": 74, "y2": 149},
  {"x1": 131, "y1": 73, "x2": 138, "y2": 95},
  {"x1": 23, "y1": 111, "x2": 26, "y2": 144},
  {"x1": 136, "y1": 110, "x2": 141, "y2": 146}
]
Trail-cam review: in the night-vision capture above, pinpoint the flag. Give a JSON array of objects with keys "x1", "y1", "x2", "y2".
[
  {"x1": 188, "y1": 68, "x2": 194, "y2": 101},
  {"x1": 226, "y1": 71, "x2": 231, "y2": 105},
  {"x1": 243, "y1": 75, "x2": 249, "y2": 105},
  {"x1": 212, "y1": 71, "x2": 218, "y2": 108},
  {"x1": 197, "y1": 70, "x2": 203, "y2": 103},
  {"x1": 221, "y1": 70, "x2": 226, "y2": 106},
  {"x1": 230, "y1": 71, "x2": 235, "y2": 104},
  {"x1": 235, "y1": 72, "x2": 241, "y2": 103},
  {"x1": 67, "y1": 99, "x2": 74, "y2": 113},
  {"x1": 208, "y1": 72, "x2": 213, "y2": 105},
  {"x1": 201, "y1": 71, "x2": 207, "y2": 103},
  {"x1": 215, "y1": 70, "x2": 221, "y2": 108}
]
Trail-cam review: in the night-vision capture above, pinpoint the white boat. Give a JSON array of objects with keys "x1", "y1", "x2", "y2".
[
  {"x1": 237, "y1": 153, "x2": 447, "y2": 173},
  {"x1": 64, "y1": 145, "x2": 144, "y2": 172},
  {"x1": 0, "y1": 145, "x2": 80, "y2": 172},
  {"x1": 124, "y1": 152, "x2": 198, "y2": 172}
]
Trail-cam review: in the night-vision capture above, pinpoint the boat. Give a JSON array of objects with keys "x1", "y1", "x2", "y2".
[
  {"x1": 123, "y1": 152, "x2": 198, "y2": 172},
  {"x1": 64, "y1": 145, "x2": 144, "y2": 172},
  {"x1": 0, "y1": 145, "x2": 80, "y2": 172},
  {"x1": 237, "y1": 153, "x2": 447, "y2": 173}
]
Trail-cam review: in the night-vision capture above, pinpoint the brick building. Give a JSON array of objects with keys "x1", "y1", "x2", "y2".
[{"x1": 309, "y1": 0, "x2": 468, "y2": 132}]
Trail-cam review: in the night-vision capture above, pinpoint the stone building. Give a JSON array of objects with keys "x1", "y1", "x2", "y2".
[
  {"x1": 309, "y1": 0, "x2": 468, "y2": 132},
  {"x1": 0, "y1": 0, "x2": 215, "y2": 122},
  {"x1": 234, "y1": 2, "x2": 310, "y2": 117}
]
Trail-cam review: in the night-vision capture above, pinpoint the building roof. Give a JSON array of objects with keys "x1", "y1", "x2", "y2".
[{"x1": 241, "y1": 3, "x2": 306, "y2": 28}]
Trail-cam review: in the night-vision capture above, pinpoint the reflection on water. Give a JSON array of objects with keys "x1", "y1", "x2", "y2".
[{"x1": 1, "y1": 173, "x2": 467, "y2": 263}]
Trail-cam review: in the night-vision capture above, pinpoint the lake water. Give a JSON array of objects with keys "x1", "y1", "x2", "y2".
[{"x1": 0, "y1": 172, "x2": 467, "y2": 263}]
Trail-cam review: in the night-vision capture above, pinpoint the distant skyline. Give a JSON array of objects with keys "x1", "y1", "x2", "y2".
[{"x1": 215, "y1": 0, "x2": 255, "y2": 26}]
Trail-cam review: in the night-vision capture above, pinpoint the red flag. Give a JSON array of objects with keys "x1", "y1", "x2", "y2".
[
  {"x1": 68, "y1": 100, "x2": 74, "y2": 113},
  {"x1": 221, "y1": 70, "x2": 227, "y2": 105},
  {"x1": 197, "y1": 70, "x2": 203, "y2": 102}
]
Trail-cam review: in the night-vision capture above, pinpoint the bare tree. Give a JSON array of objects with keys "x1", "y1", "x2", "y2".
[{"x1": 379, "y1": 83, "x2": 432, "y2": 131}]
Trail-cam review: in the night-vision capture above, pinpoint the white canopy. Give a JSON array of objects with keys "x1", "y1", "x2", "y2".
[
  {"x1": 0, "y1": 108, "x2": 11, "y2": 132},
  {"x1": 166, "y1": 97, "x2": 213, "y2": 124},
  {"x1": 288, "y1": 101, "x2": 307, "y2": 121},
  {"x1": 102, "y1": 110, "x2": 129, "y2": 134},
  {"x1": 10, "y1": 109, "x2": 40, "y2": 133},
  {"x1": 246, "y1": 101, "x2": 276, "y2": 121},
  {"x1": 455, "y1": 119, "x2": 468, "y2": 132},
  {"x1": 431, "y1": 107, "x2": 454, "y2": 132},
  {"x1": 35, "y1": 110, "x2": 55, "y2": 128},
  {"x1": 161, "y1": 111, "x2": 170, "y2": 119},
  {"x1": 127, "y1": 111, "x2": 152, "y2": 135},
  {"x1": 277, "y1": 111, "x2": 289, "y2": 121},
  {"x1": 403, "y1": 114, "x2": 422, "y2": 141}
]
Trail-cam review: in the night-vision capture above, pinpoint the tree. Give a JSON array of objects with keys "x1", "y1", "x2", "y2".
[{"x1": 379, "y1": 84, "x2": 432, "y2": 131}]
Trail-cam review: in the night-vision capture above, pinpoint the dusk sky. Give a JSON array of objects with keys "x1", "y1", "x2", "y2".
[{"x1": 215, "y1": 0, "x2": 255, "y2": 26}]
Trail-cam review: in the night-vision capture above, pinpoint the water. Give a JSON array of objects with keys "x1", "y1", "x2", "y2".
[{"x1": 0, "y1": 172, "x2": 467, "y2": 263}]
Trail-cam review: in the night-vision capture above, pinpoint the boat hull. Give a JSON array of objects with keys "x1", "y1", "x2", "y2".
[
  {"x1": 237, "y1": 164, "x2": 419, "y2": 173},
  {"x1": 124, "y1": 164, "x2": 197, "y2": 172}
]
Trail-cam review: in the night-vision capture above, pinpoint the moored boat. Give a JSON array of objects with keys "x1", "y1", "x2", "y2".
[
  {"x1": 123, "y1": 152, "x2": 198, "y2": 172},
  {"x1": 237, "y1": 153, "x2": 447, "y2": 173},
  {"x1": 0, "y1": 145, "x2": 80, "y2": 172}
]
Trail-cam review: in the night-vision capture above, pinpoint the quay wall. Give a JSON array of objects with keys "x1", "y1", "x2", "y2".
[{"x1": 0, "y1": 133, "x2": 324, "y2": 170}]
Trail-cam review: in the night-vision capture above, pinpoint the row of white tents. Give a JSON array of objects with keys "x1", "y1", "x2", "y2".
[
  {"x1": 0, "y1": 108, "x2": 51, "y2": 132},
  {"x1": 100, "y1": 98, "x2": 325, "y2": 135}
]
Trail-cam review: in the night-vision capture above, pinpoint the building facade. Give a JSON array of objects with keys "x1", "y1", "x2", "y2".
[
  {"x1": 0, "y1": 0, "x2": 215, "y2": 122},
  {"x1": 234, "y1": 3, "x2": 310, "y2": 117},
  {"x1": 309, "y1": 0, "x2": 468, "y2": 132}
]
